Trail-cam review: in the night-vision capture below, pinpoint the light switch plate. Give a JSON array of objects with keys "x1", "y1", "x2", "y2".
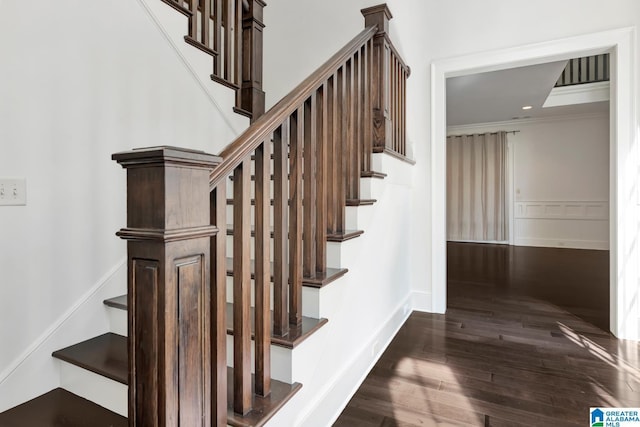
[{"x1": 0, "y1": 178, "x2": 27, "y2": 206}]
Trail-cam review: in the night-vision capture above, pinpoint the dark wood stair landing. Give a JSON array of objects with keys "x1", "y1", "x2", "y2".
[{"x1": 0, "y1": 388, "x2": 127, "y2": 427}]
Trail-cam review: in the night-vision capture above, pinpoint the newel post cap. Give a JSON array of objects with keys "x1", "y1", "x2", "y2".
[
  {"x1": 112, "y1": 146, "x2": 222, "y2": 233},
  {"x1": 112, "y1": 145, "x2": 222, "y2": 169},
  {"x1": 361, "y1": 3, "x2": 393, "y2": 34}
]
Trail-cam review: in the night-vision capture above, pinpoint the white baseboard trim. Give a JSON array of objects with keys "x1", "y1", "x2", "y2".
[
  {"x1": 448, "y1": 239, "x2": 508, "y2": 245},
  {"x1": 295, "y1": 294, "x2": 412, "y2": 427},
  {"x1": 0, "y1": 259, "x2": 126, "y2": 412},
  {"x1": 514, "y1": 238, "x2": 608, "y2": 250},
  {"x1": 411, "y1": 290, "x2": 432, "y2": 312}
]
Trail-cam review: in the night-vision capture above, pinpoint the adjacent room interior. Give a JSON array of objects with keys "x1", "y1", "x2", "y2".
[{"x1": 445, "y1": 54, "x2": 611, "y2": 331}]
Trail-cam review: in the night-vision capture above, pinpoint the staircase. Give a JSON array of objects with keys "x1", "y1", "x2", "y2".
[{"x1": 0, "y1": 2, "x2": 413, "y2": 426}]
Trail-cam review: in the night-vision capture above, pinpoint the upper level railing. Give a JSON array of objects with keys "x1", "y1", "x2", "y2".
[
  {"x1": 365, "y1": 5, "x2": 411, "y2": 160},
  {"x1": 161, "y1": 0, "x2": 266, "y2": 118},
  {"x1": 114, "y1": 4, "x2": 409, "y2": 426},
  {"x1": 555, "y1": 53, "x2": 609, "y2": 88}
]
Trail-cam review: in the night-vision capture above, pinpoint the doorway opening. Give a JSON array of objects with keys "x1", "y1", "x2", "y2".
[{"x1": 430, "y1": 28, "x2": 637, "y2": 339}]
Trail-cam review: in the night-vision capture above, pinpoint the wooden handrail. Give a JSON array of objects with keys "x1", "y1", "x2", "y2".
[{"x1": 210, "y1": 25, "x2": 379, "y2": 189}]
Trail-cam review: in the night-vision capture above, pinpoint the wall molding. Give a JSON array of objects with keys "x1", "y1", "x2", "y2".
[
  {"x1": 514, "y1": 237, "x2": 608, "y2": 250},
  {"x1": 543, "y1": 81, "x2": 610, "y2": 108},
  {"x1": 447, "y1": 111, "x2": 609, "y2": 135},
  {"x1": 515, "y1": 200, "x2": 608, "y2": 220}
]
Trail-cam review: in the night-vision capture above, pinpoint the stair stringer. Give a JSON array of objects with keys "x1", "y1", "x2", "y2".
[{"x1": 266, "y1": 153, "x2": 415, "y2": 427}]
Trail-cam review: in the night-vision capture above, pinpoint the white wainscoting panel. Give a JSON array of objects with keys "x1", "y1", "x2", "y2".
[
  {"x1": 515, "y1": 201, "x2": 608, "y2": 220},
  {"x1": 514, "y1": 201, "x2": 609, "y2": 250}
]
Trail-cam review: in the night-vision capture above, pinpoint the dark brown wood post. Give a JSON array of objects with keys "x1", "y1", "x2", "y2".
[
  {"x1": 113, "y1": 146, "x2": 222, "y2": 427},
  {"x1": 241, "y1": 0, "x2": 266, "y2": 120},
  {"x1": 361, "y1": 4, "x2": 392, "y2": 153}
]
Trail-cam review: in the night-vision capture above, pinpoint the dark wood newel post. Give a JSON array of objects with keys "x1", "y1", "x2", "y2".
[
  {"x1": 241, "y1": 0, "x2": 266, "y2": 121},
  {"x1": 361, "y1": 4, "x2": 392, "y2": 152},
  {"x1": 112, "y1": 146, "x2": 223, "y2": 427}
]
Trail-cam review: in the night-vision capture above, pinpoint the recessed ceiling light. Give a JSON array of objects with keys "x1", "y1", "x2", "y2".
[{"x1": 522, "y1": 105, "x2": 533, "y2": 110}]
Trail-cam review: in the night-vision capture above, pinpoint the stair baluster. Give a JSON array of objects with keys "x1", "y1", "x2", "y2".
[
  {"x1": 210, "y1": 186, "x2": 228, "y2": 426},
  {"x1": 273, "y1": 123, "x2": 290, "y2": 337},
  {"x1": 254, "y1": 140, "x2": 271, "y2": 397},
  {"x1": 232, "y1": 160, "x2": 252, "y2": 415}
]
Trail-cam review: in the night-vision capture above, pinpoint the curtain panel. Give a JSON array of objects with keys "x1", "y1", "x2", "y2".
[{"x1": 447, "y1": 132, "x2": 507, "y2": 242}]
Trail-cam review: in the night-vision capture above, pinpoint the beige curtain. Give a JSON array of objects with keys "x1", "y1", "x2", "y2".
[{"x1": 447, "y1": 132, "x2": 507, "y2": 242}]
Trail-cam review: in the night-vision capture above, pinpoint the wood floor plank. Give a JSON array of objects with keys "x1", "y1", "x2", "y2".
[{"x1": 334, "y1": 243, "x2": 639, "y2": 426}]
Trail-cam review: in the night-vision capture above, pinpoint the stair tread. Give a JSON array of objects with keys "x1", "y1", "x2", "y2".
[
  {"x1": 225, "y1": 303, "x2": 327, "y2": 349},
  {"x1": 227, "y1": 198, "x2": 377, "y2": 206},
  {"x1": 227, "y1": 367, "x2": 301, "y2": 427},
  {"x1": 0, "y1": 388, "x2": 127, "y2": 427},
  {"x1": 103, "y1": 295, "x2": 126, "y2": 310},
  {"x1": 361, "y1": 170, "x2": 387, "y2": 179},
  {"x1": 327, "y1": 229, "x2": 364, "y2": 242},
  {"x1": 229, "y1": 171, "x2": 383, "y2": 180},
  {"x1": 346, "y1": 198, "x2": 376, "y2": 206},
  {"x1": 225, "y1": 258, "x2": 348, "y2": 288},
  {"x1": 226, "y1": 226, "x2": 364, "y2": 243},
  {"x1": 21, "y1": 362, "x2": 298, "y2": 427},
  {"x1": 104, "y1": 297, "x2": 326, "y2": 349},
  {"x1": 52, "y1": 333, "x2": 127, "y2": 385}
]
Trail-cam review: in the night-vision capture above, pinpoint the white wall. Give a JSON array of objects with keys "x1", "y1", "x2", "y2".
[
  {"x1": 0, "y1": 0, "x2": 244, "y2": 408},
  {"x1": 449, "y1": 113, "x2": 610, "y2": 250}
]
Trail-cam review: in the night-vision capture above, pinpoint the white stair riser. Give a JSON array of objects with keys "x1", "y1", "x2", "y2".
[
  {"x1": 360, "y1": 177, "x2": 383, "y2": 200},
  {"x1": 58, "y1": 361, "x2": 128, "y2": 417},
  {"x1": 225, "y1": 335, "x2": 293, "y2": 383},
  {"x1": 327, "y1": 235, "x2": 363, "y2": 269},
  {"x1": 108, "y1": 307, "x2": 127, "y2": 337},
  {"x1": 345, "y1": 204, "x2": 375, "y2": 230},
  {"x1": 224, "y1": 276, "x2": 323, "y2": 319}
]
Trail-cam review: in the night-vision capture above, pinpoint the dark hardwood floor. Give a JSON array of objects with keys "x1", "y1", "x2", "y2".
[{"x1": 334, "y1": 242, "x2": 639, "y2": 426}]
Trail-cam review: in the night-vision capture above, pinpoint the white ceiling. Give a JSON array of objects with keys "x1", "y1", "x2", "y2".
[{"x1": 446, "y1": 61, "x2": 609, "y2": 127}]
